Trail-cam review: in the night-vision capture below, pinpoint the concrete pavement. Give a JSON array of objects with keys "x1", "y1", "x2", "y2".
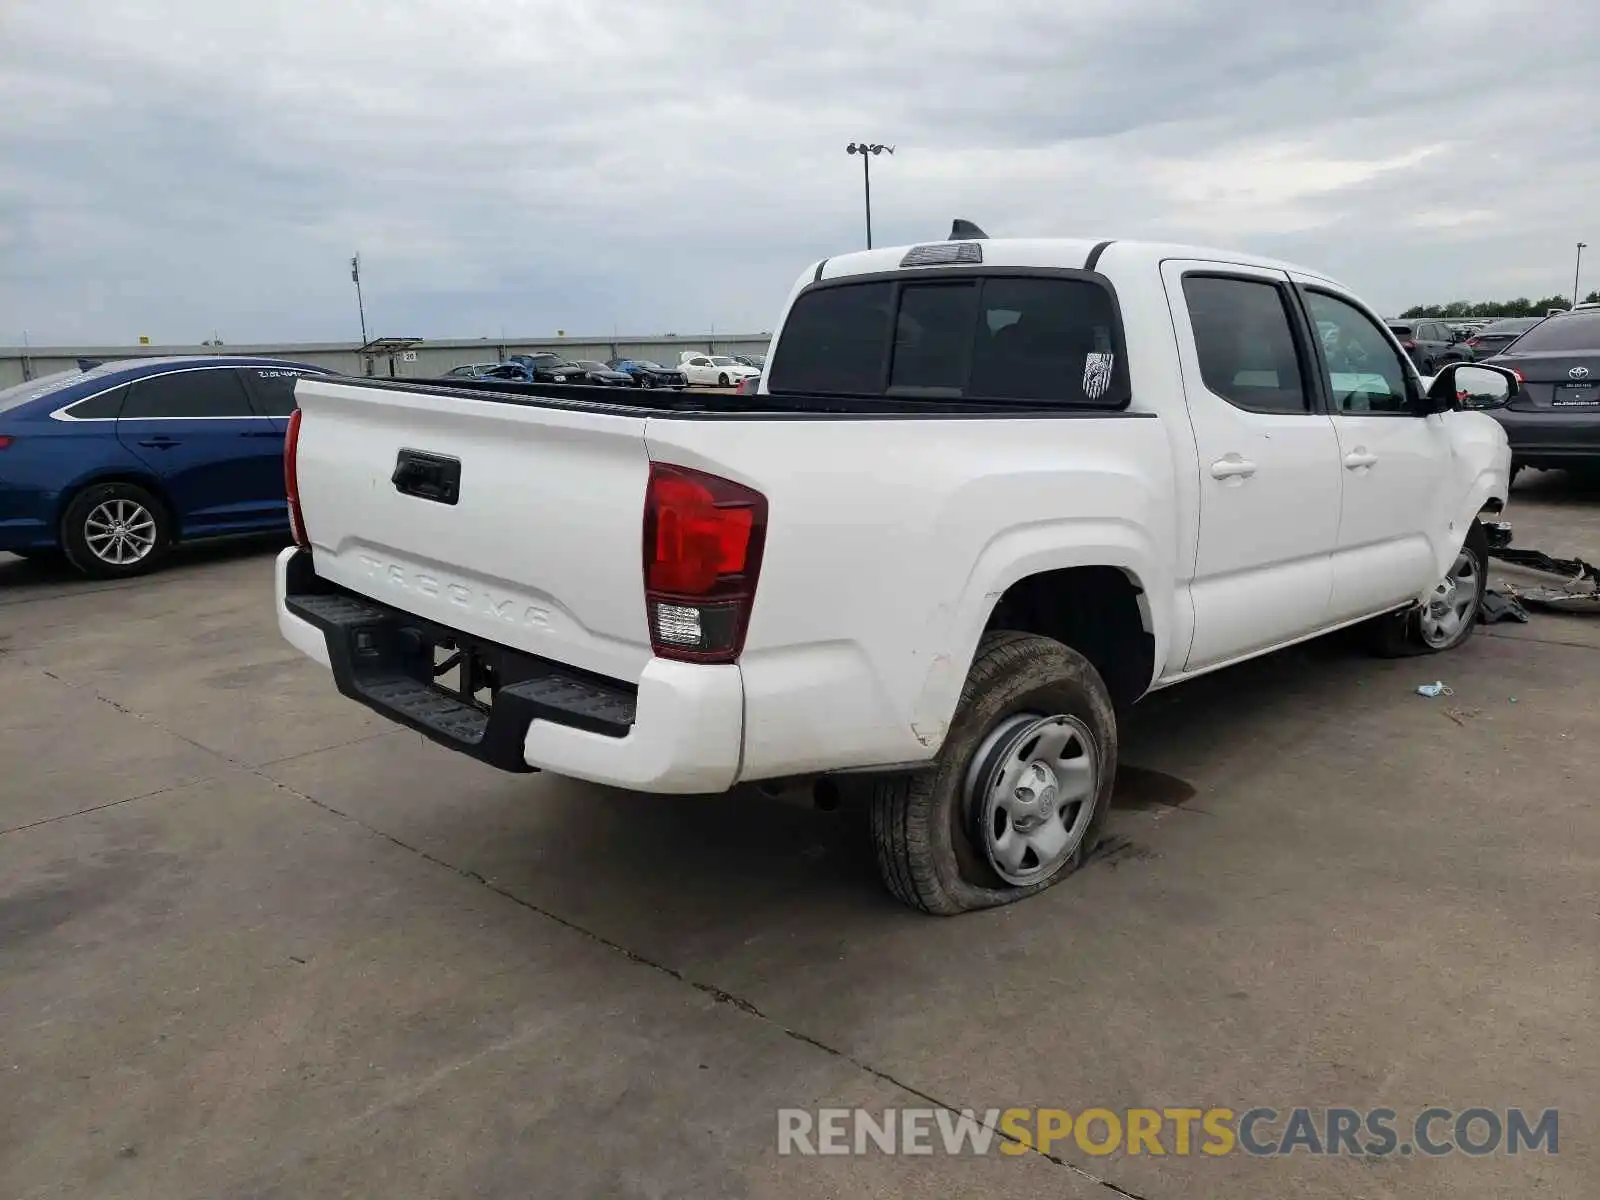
[{"x1": 2, "y1": 474, "x2": 1596, "y2": 1198}]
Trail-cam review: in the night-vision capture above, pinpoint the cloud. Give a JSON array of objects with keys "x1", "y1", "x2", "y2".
[{"x1": 1, "y1": 0, "x2": 1596, "y2": 344}]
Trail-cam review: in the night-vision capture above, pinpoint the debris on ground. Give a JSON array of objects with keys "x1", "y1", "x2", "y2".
[
  {"x1": 1482, "y1": 526, "x2": 1600, "y2": 616},
  {"x1": 1416, "y1": 681, "x2": 1453, "y2": 698},
  {"x1": 1509, "y1": 584, "x2": 1600, "y2": 615},
  {"x1": 1479, "y1": 588, "x2": 1530, "y2": 624}
]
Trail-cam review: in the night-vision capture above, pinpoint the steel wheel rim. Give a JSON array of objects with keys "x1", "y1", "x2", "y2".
[
  {"x1": 965, "y1": 712, "x2": 1098, "y2": 887},
  {"x1": 1419, "y1": 549, "x2": 1481, "y2": 646},
  {"x1": 83, "y1": 498, "x2": 157, "y2": 565}
]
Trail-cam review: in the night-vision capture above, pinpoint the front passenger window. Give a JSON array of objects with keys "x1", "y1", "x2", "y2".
[{"x1": 1304, "y1": 292, "x2": 1414, "y2": 415}]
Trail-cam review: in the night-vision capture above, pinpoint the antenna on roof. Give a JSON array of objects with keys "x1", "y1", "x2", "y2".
[{"x1": 949, "y1": 219, "x2": 988, "y2": 241}]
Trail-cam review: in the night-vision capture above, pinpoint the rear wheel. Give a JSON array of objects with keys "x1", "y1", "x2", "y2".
[
  {"x1": 718, "y1": 372, "x2": 730, "y2": 387},
  {"x1": 867, "y1": 632, "x2": 1117, "y2": 914},
  {"x1": 1368, "y1": 520, "x2": 1487, "y2": 656},
  {"x1": 60, "y1": 482, "x2": 172, "y2": 579}
]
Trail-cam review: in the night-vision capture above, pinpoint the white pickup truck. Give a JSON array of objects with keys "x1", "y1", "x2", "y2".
[{"x1": 276, "y1": 226, "x2": 1517, "y2": 914}]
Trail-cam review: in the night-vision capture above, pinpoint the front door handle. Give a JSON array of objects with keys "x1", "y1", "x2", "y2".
[
  {"x1": 137, "y1": 437, "x2": 180, "y2": 449},
  {"x1": 1344, "y1": 449, "x2": 1378, "y2": 470},
  {"x1": 242, "y1": 429, "x2": 283, "y2": 438},
  {"x1": 1210, "y1": 456, "x2": 1258, "y2": 480}
]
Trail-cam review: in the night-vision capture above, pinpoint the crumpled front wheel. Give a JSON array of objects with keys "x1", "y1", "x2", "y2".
[{"x1": 1368, "y1": 520, "x2": 1488, "y2": 657}]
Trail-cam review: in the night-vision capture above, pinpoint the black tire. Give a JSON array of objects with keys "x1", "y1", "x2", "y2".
[
  {"x1": 867, "y1": 631, "x2": 1118, "y2": 915},
  {"x1": 639, "y1": 374, "x2": 655, "y2": 390},
  {"x1": 1367, "y1": 520, "x2": 1488, "y2": 657},
  {"x1": 59, "y1": 481, "x2": 172, "y2": 580},
  {"x1": 718, "y1": 372, "x2": 730, "y2": 387}
]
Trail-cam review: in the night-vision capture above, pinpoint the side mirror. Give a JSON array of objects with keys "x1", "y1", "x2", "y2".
[{"x1": 1427, "y1": 362, "x2": 1518, "y2": 413}]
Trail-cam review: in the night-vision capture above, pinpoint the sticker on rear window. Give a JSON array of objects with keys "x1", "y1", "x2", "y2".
[{"x1": 1083, "y1": 353, "x2": 1114, "y2": 401}]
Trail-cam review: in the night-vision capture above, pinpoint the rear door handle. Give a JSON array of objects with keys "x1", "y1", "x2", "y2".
[
  {"x1": 1343, "y1": 450, "x2": 1378, "y2": 470},
  {"x1": 242, "y1": 429, "x2": 282, "y2": 439},
  {"x1": 137, "y1": 437, "x2": 180, "y2": 449},
  {"x1": 1210, "y1": 456, "x2": 1257, "y2": 480}
]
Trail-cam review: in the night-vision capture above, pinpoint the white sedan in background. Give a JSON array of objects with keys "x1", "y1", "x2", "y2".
[{"x1": 678, "y1": 353, "x2": 761, "y2": 387}]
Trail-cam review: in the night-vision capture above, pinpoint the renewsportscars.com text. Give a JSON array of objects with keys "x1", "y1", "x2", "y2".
[{"x1": 777, "y1": 1106, "x2": 1559, "y2": 1158}]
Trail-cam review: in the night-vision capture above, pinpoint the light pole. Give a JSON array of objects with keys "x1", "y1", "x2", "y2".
[
  {"x1": 351, "y1": 254, "x2": 369, "y2": 346},
  {"x1": 1574, "y1": 242, "x2": 1588, "y2": 308},
  {"x1": 846, "y1": 142, "x2": 895, "y2": 249}
]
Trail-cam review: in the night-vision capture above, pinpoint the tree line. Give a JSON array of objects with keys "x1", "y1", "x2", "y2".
[{"x1": 1400, "y1": 291, "x2": 1600, "y2": 319}]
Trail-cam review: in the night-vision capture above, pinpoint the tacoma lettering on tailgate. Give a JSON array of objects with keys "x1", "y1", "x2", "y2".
[{"x1": 357, "y1": 554, "x2": 552, "y2": 629}]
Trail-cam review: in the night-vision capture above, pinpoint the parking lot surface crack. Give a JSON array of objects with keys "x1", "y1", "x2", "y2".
[{"x1": 0, "y1": 776, "x2": 224, "y2": 838}]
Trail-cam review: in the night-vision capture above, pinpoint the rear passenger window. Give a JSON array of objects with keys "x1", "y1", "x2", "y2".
[
  {"x1": 1182, "y1": 276, "x2": 1310, "y2": 414},
  {"x1": 121, "y1": 369, "x2": 254, "y2": 419},
  {"x1": 67, "y1": 385, "x2": 128, "y2": 419}
]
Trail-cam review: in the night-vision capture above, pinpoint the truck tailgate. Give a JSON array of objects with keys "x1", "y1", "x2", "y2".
[{"x1": 294, "y1": 378, "x2": 653, "y2": 682}]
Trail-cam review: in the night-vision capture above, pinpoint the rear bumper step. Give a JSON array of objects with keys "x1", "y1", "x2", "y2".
[{"x1": 284, "y1": 570, "x2": 637, "y2": 773}]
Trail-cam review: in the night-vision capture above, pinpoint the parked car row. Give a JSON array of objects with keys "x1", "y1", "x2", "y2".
[{"x1": 438, "y1": 352, "x2": 767, "y2": 390}]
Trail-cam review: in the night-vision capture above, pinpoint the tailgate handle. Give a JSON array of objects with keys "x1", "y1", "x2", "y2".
[{"x1": 391, "y1": 449, "x2": 461, "y2": 505}]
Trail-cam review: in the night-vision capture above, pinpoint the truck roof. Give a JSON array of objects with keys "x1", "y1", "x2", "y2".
[{"x1": 816, "y1": 237, "x2": 1345, "y2": 291}]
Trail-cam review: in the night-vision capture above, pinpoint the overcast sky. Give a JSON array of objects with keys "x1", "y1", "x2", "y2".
[{"x1": 3, "y1": 0, "x2": 1596, "y2": 346}]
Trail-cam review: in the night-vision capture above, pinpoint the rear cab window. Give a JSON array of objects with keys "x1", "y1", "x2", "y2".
[{"x1": 766, "y1": 271, "x2": 1128, "y2": 408}]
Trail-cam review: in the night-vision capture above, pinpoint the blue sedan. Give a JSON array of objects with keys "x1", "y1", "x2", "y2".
[{"x1": 0, "y1": 355, "x2": 330, "y2": 577}]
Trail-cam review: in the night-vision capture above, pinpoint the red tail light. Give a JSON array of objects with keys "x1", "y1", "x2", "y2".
[
  {"x1": 642, "y1": 462, "x2": 766, "y2": 663},
  {"x1": 1401, "y1": 340, "x2": 1417, "y2": 350},
  {"x1": 284, "y1": 408, "x2": 309, "y2": 550},
  {"x1": 1510, "y1": 366, "x2": 1526, "y2": 384},
  {"x1": 0, "y1": 435, "x2": 13, "y2": 450},
  {"x1": 1465, "y1": 337, "x2": 1481, "y2": 348}
]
